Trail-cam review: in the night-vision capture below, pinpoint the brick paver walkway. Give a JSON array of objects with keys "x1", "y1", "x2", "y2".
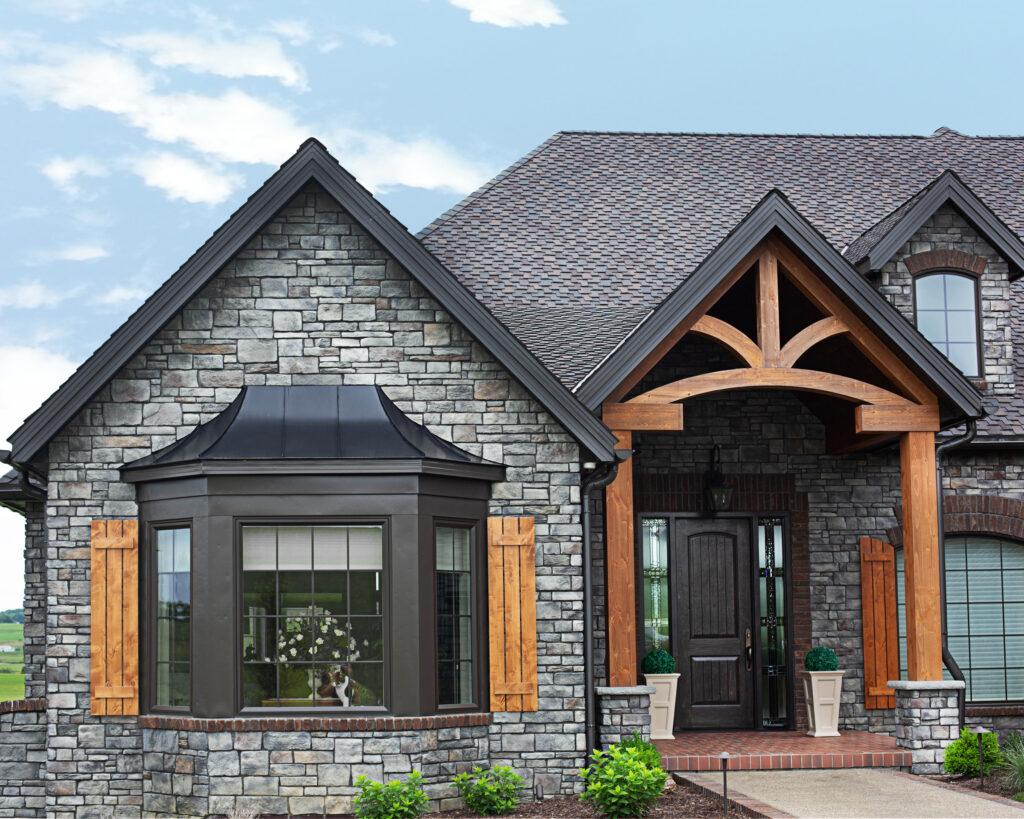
[{"x1": 657, "y1": 729, "x2": 911, "y2": 771}]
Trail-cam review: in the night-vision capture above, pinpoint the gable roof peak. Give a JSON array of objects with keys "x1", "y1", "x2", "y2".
[
  {"x1": 8, "y1": 136, "x2": 619, "y2": 466},
  {"x1": 846, "y1": 168, "x2": 1024, "y2": 276}
]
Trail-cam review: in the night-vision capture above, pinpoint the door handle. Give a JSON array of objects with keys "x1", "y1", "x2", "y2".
[{"x1": 744, "y1": 628, "x2": 753, "y2": 671}]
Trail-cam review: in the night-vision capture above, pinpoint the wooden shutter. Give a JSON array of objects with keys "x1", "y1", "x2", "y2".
[
  {"x1": 860, "y1": 536, "x2": 899, "y2": 709},
  {"x1": 487, "y1": 516, "x2": 538, "y2": 712},
  {"x1": 90, "y1": 520, "x2": 139, "y2": 716}
]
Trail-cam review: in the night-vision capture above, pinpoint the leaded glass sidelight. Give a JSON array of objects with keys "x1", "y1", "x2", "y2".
[
  {"x1": 241, "y1": 525, "x2": 385, "y2": 709},
  {"x1": 155, "y1": 527, "x2": 191, "y2": 707},
  {"x1": 641, "y1": 518, "x2": 670, "y2": 654},
  {"x1": 757, "y1": 516, "x2": 787, "y2": 728}
]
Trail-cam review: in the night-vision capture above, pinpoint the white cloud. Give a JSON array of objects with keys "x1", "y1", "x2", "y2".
[
  {"x1": 0, "y1": 283, "x2": 69, "y2": 309},
  {"x1": 328, "y1": 129, "x2": 491, "y2": 194},
  {"x1": 355, "y1": 28, "x2": 397, "y2": 47},
  {"x1": 92, "y1": 285, "x2": 148, "y2": 306},
  {"x1": 55, "y1": 244, "x2": 107, "y2": 261},
  {"x1": 4, "y1": 43, "x2": 492, "y2": 193},
  {"x1": 115, "y1": 31, "x2": 307, "y2": 89},
  {"x1": 27, "y1": 0, "x2": 118, "y2": 22},
  {"x1": 3, "y1": 46, "x2": 308, "y2": 165},
  {"x1": 0, "y1": 344, "x2": 76, "y2": 608},
  {"x1": 41, "y1": 155, "x2": 106, "y2": 197},
  {"x1": 129, "y1": 152, "x2": 241, "y2": 204},
  {"x1": 0, "y1": 345, "x2": 77, "y2": 446},
  {"x1": 264, "y1": 19, "x2": 312, "y2": 46},
  {"x1": 449, "y1": 0, "x2": 566, "y2": 27}
]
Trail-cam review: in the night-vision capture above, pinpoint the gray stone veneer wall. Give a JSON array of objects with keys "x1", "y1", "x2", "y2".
[
  {"x1": 0, "y1": 699, "x2": 46, "y2": 817},
  {"x1": 891, "y1": 680, "x2": 964, "y2": 775},
  {"x1": 22, "y1": 501, "x2": 46, "y2": 700},
  {"x1": 41, "y1": 182, "x2": 585, "y2": 816},
  {"x1": 595, "y1": 687, "x2": 653, "y2": 749},
  {"x1": 874, "y1": 202, "x2": 1014, "y2": 394},
  {"x1": 141, "y1": 715, "x2": 491, "y2": 816}
]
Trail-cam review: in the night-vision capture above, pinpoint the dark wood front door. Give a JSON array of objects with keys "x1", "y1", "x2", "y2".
[{"x1": 671, "y1": 518, "x2": 754, "y2": 729}]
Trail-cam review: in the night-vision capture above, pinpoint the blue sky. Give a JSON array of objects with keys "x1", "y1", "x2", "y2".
[{"x1": 0, "y1": 0, "x2": 1022, "y2": 607}]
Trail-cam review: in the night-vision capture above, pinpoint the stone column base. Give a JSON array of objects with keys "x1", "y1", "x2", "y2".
[
  {"x1": 889, "y1": 679, "x2": 965, "y2": 774},
  {"x1": 595, "y1": 685, "x2": 655, "y2": 749}
]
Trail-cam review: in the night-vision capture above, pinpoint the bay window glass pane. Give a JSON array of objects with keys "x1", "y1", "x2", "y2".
[
  {"x1": 240, "y1": 525, "x2": 384, "y2": 708},
  {"x1": 641, "y1": 518, "x2": 669, "y2": 654},
  {"x1": 436, "y1": 525, "x2": 474, "y2": 706},
  {"x1": 898, "y1": 537, "x2": 1024, "y2": 701},
  {"x1": 155, "y1": 527, "x2": 190, "y2": 707}
]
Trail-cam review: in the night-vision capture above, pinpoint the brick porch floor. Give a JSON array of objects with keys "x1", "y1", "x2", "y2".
[{"x1": 656, "y1": 730, "x2": 912, "y2": 772}]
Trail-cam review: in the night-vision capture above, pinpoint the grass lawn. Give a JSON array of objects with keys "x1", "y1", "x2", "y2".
[{"x1": 0, "y1": 623, "x2": 25, "y2": 701}]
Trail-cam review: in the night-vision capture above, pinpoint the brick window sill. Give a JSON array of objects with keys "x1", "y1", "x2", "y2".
[
  {"x1": 0, "y1": 698, "x2": 45, "y2": 714},
  {"x1": 138, "y1": 712, "x2": 493, "y2": 732},
  {"x1": 966, "y1": 704, "x2": 1024, "y2": 718}
]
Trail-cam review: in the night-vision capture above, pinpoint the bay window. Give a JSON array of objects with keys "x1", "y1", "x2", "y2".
[
  {"x1": 436, "y1": 525, "x2": 474, "y2": 706},
  {"x1": 242, "y1": 525, "x2": 384, "y2": 708},
  {"x1": 154, "y1": 526, "x2": 190, "y2": 708}
]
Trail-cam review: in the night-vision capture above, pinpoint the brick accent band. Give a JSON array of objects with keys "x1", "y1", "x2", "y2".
[
  {"x1": 904, "y1": 249, "x2": 987, "y2": 276},
  {"x1": 0, "y1": 698, "x2": 46, "y2": 714},
  {"x1": 889, "y1": 493, "x2": 1024, "y2": 546},
  {"x1": 138, "y1": 712, "x2": 493, "y2": 732}
]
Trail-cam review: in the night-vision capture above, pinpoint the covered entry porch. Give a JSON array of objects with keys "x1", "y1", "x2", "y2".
[{"x1": 584, "y1": 201, "x2": 983, "y2": 754}]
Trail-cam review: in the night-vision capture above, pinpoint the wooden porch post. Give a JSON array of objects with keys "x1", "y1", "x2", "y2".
[
  {"x1": 606, "y1": 431, "x2": 637, "y2": 686},
  {"x1": 899, "y1": 431, "x2": 943, "y2": 680}
]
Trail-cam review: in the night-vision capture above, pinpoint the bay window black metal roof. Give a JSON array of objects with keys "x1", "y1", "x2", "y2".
[{"x1": 122, "y1": 385, "x2": 505, "y2": 482}]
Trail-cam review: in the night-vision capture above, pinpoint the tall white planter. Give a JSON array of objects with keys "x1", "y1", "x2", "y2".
[
  {"x1": 644, "y1": 673, "x2": 679, "y2": 741},
  {"x1": 802, "y1": 670, "x2": 844, "y2": 737}
]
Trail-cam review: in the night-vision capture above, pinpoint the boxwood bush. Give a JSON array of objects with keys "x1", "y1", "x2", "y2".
[
  {"x1": 944, "y1": 731, "x2": 1002, "y2": 777},
  {"x1": 804, "y1": 646, "x2": 839, "y2": 672},
  {"x1": 580, "y1": 744, "x2": 666, "y2": 817},
  {"x1": 453, "y1": 766, "x2": 524, "y2": 815},
  {"x1": 641, "y1": 649, "x2": 677, "y2": 675},
  {"x1": 353, "y1": 771, "x2": 429, "y2": 819}
]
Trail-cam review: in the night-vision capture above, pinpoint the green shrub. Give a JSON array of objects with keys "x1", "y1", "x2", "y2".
[
  {"x1": 353, "y1": 771, "x2": 429, "y2": 819},
  {"x1": 640, "y1": 649, "x2": 677, "y2": 675},
  {"x1": 804, "y1": 647, "x2": 839, "y2": 672},
  {"x1": 998, "y1": 732, "x2": 1024, "y2": 792},
  {"x1": 617, "y1": 732, "x2": 662, "y2": 771},
  {"x1": 453, "y1": 765, "x2": 524, "y2": 815},
  {"x1": 944, "y1": 731, "x2": 1002, "y2": 777},
  {"x1": 580, "y1": 745, "x2": 666, "y2": 817}
]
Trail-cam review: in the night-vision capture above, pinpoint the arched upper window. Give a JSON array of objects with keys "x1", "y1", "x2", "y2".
[
  {"x1": 913, "y1": 272, "x2": 980, "y2": 377},
  {"x1": 898, "y1": 536, "x2": 1024, "y2": 702}
]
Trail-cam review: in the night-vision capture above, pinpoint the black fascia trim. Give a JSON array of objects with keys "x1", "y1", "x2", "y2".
[
  {"x1": 121, "y1": 458, "x2": 507, "y2": 484},
  {"x1": 9, "y1": 140, "x2": 618, "y2": 465},
  {"x1": 574, "y1": 189, "x2": 984, "y2": 420},
  {"x1": 864, "y1": 171, "x2": 1024, "y2": 278}
]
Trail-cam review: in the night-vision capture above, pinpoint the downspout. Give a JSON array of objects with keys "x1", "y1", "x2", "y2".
[
  {"x1": 935, "y1": 421, "x2": 976, "y2": 728},
  {"x1": 581, "y1": 459, "x2": 620, "y2": 761}
]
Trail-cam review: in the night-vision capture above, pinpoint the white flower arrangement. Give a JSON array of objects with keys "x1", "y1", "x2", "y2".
[{"x1": 276, "y1": 612, "x2": 361, "y2": 669}]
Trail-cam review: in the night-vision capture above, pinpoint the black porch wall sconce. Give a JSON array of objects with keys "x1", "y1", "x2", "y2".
[{"x1": 705, "y1": 444, "x2": 734, "y2": 514}]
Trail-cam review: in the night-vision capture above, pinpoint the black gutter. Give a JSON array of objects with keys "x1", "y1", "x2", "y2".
[
  {"x1": 936, "y1": 421, "x2": 976, "y2": 728},
  {"x1": 581, "y1": 460, "x2": 620, "y2": 760}
]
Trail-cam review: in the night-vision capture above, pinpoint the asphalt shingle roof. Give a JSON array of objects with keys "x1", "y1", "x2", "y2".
[{"x1": 419, "y1": 128, "x2": 1024, "y2": 393}]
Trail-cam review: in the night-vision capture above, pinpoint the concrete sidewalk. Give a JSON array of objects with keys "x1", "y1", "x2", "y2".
[{"x1": 684, "y1": 768, "x2": 1024, "y2": 818}]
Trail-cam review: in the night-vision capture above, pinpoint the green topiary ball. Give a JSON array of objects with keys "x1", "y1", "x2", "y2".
[
  {"x1": 804, "y1": 647, "x2": 839, "y2": 672},
  {"x1": 641, "y1": 648, "x2": 677, "y2": 675},
  {"x1": 944, "y1": 731, "x2": 1001, "y2": 777}
]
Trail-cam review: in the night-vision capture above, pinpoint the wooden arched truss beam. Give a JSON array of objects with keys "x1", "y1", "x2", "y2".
[{"x1": 602, "y1": 244, "x2": 941, "y2": 435}]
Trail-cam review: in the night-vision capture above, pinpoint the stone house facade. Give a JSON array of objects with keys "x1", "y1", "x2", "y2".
[{"x1": 3, "y1": 130, "x2": 1024, "y2": 814}]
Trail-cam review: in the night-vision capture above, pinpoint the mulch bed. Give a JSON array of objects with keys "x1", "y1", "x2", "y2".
[
  {"x1": 931, "y1": 772, "x2": 1022, "y2": 800},
  {"x1": 438, "y1": 780, "x2": 755, "y2": 818}
]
